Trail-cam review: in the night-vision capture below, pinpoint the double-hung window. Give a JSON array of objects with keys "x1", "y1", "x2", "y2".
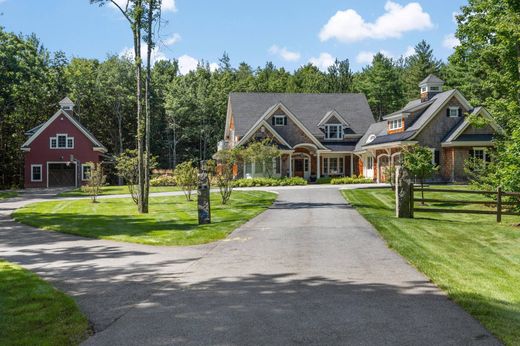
[
  {"x1": 81, "y1": 164, "x2": 91, "y2": 181},
  {"x1": 31, "y1": 164, "x2": 42, "y2": 182},
  {"x1": 389, "y1": 119, "x2": 403, "y2": 130},
  {"x1": 366, "y1": 156, "x2": 373, "y2": 170},
  {"x1": 325, "y1": 124, "x2": 343, "y2": 139},
  {"x1": 50, "y1": 134, "x2": 74, "y2": 149}
]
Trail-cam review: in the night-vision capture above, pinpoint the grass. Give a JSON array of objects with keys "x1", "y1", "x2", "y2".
[
  {"x1": 0, "y1": 259, "x2": 89, "y2": 345},
  {"x1": 13, "y1": 191, "x2": 276, "y2": 246},
  {"x1": 342, "y1": 186, "x2": 520, "y2": 345},
  {"x1": 58, "y1": 185, "x2": 181, "y2": 197},
  {"x1": 0, "y1": 191, "x2": 17, "y2": 200}
]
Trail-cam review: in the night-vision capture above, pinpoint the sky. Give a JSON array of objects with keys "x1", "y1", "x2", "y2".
[{"x1": 0, "y1": 0, "x2": 465, "y2": 74}]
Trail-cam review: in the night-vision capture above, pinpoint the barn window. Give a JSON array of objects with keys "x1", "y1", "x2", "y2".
[
  {"x1": 81, "y1": 164, "x2": 91, "y2": 181},
  {"x1": 50, "y1": 134, "x2": 74, "y2": 149},
  {"x1": 31, "y1": 164, "x2": 42, "y2": 182}
]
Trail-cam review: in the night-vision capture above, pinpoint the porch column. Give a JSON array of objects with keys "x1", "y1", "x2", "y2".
[
  {"x1": 350, "y1": 154, "x2": 354, "y2": 177},
  {"x1": 289, "y1": 153, "x2": 292, "y2": 177},
  {"x1": 317, "y1": 151, "x2": 320, "y2": 179}
]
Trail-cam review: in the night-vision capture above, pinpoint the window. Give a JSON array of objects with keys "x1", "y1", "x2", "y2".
[
  {"x1": 245, "y1": 161, "x2": 252, "y2": 175},
  {"x1": 31, "y1": 164, "x2": 42, "y2": 182},
  {"x1": 472, "y1": 148, "x2": 485, "y2": 161},
  {"x1": 323, "y1": 157, "x2": 344, "y2": 176},
  {"x1": 389, "y1": 119, "x2": 403, "y2": 130},
  {"x1": 366, "y1": 156, "x2": 373, "y2": 170},
  {"x1": 421, "y1": 86, "x2": 427, "y2": 93},
  {"x1": 50, "y1": 134, "x2": 74, "y2": 149},
  {"x1": 325, "y1": 124, "x2": 343, "y2": 139},
  {"x1": 430, "y1": 86, "x2": 440, "y2": 91},
  {"x1": 274, "y1": 157, "x2": 281, "y2": 174},
  {"x1": 273, "y1": 115, "x2": 286, "y2": 126},
  {"x1": 81, "y1": 164, "x2": 91, "y2": 181},
  {"x1": 448, "y1": 107, "x2": 460, "y2": 118}
]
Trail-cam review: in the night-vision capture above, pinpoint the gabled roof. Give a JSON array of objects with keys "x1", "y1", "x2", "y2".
[
  {"x1": 228, "y1": 93, "x2": 374, "y2": 138},
  {"x1": 59, "y1": 97, "x2": 75, "y2": 107},
  {"x1": 21, "y1": 109, "x2": 107, "y2": 152},
  {"x1": 354, "y1": 121, "x2": 388, "y2": 151},
  {"x1": 317, "y1": 109, "x2": 350, "y2": 127},
  {"x1": 442, "y1": 107, "x2": 504, "y2": 144},
  {"x1": 419, "y1": 74, "x2": 444, "y2": 86}
]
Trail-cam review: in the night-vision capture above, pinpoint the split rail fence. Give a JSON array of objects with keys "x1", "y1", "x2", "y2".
[{"x1": 412, "y1": 186, "x2": 520, "y2": 223}]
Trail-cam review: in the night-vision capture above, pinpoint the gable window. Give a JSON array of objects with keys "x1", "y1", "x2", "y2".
[
  {"x1": 272, "y1": 115, "x2": 287, "y2": 126},
  {"x1": 325, "y1": 124, "x2": 343, "y2": 139},
  {"x1": 81, "y1": 164, "x2": 91, "y2": 181},
  {"x1": 389, "y1": 119, "x2": 403, "y2": 130},
  {"x1": 448, "y1": 106, "x2": 460, "y2": 118},
  {"x1": 31, "y1": 164, "x2": 42, "y2": 182},
  {"x1": 50, "y1": 134, "x2": 74, "y2": 149}
]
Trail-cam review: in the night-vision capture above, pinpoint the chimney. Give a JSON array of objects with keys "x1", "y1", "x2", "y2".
[
  {"x1": 59, "y1": 97, "x2": 75, "y2": 115},
  {"x1": 418, "y1": 74, "x2": 444, "y2": 102}
]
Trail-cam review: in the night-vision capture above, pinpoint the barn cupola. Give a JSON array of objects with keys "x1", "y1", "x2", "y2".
[
  {"x1": 59, "y1": 97, "x2": 75, "y2": 115},
  {"x1": 419, "y1": 74, "x2": 444, "y2": 102}
]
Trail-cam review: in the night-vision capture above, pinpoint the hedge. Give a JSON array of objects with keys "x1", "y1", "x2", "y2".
[{"x1": 233, "y1": 177, "x2": 307, "y2": 187}]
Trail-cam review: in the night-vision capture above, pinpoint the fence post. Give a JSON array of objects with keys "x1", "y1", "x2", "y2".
[
  {"x1": 497, "y1": 186, "x2": 502, "y2": 223},
  {"x1": 395, "y1": 166, "x2": 413, "y2": 218}
]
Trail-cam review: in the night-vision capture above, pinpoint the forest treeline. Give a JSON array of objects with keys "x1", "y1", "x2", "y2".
[{"x1": 1, "y1": 0, "x2": 518, "y2": 188}]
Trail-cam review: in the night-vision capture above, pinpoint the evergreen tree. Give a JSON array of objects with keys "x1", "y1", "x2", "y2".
[{"x1": 402, "y1": 40, "x2": 443, "y2": 100}]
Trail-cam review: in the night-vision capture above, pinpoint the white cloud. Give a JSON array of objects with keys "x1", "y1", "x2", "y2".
[
  {"x1": 309, "y1": 52, "x2": 335, "y2": 71},
  {"x1": 268, "y1": 45, "x2": 301, "y2": 62},
  {"x1": 110, "y1": 0, "x2": 176, "y2": 13},
  {"x1": 209, "y1": 63, "x2": 219, "y2": 72},
  {"x1": 452, "y1": 11, "x2": 460, "y2": 24},
  {"x1": 119, "y1": 43, "x2": 167, "y2": 65},
  {"x1": 355, "y1": 50, "x2": 393, "y2": 64},
  {"x1": 403, "y1": 45, "x2": 415, "y2": 58},
  {"x1": 319, "y1": 1, "x2": 433, "y2": 43},
  {"x1": 164, "y1": 33, "x2": 181, "y2": 46},
  {"x1": 177, "y1": 55, "x2": 199, "y2": 74},
  {"x1": 442, "y1": 33, "x2": 460, "y2": 49}
]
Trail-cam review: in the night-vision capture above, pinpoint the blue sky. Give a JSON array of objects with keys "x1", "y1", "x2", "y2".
[{"x1": 0, "y1": 0, "x2": 465, "y2": 73}]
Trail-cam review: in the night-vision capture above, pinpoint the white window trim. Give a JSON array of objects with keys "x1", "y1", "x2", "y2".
[
  {"x1": 322, "y1": 156, "x2": 344, "y2": 176},
  {"x1": 31, "y1": 164, "x2": 42, "y2": 182},
  {"x1": 366, "y1": 156, "x2": 374, "y2": 170},
  {"x1": 81, "y1": 164, "x2": 91, "y2": 181},
  {"x1": 449, "y1": 106, "x2": 460, "y2": 118},
  {"x1": 389, "y1": 119, "x2": 403, "y2": 130},
  {"x1": 472, "y1": 147, "x2": 488, "y2": 162},
  {"x1": 324, "y1": 124, "x2": 343, "y2": 140},
  {"x1": 50, "y1": 133, "x2": 75, "y2": 149},
  {"x1": 273, "y1": 115, "x2": 285, "y2": 126}
]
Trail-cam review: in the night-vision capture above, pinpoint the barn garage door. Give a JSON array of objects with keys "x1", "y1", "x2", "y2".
[{"x1": 48, "y1": 163, "x2": 76, "y2": 187}]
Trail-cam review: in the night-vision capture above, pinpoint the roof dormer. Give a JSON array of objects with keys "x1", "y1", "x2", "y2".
[{"x1": 419, "y1": 74, "x2": 444, "y2": 102}]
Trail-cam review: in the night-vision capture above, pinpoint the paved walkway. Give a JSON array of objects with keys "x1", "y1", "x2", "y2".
[{"x1": 0, "y1": 187, "x2": 499, "y2": 345}]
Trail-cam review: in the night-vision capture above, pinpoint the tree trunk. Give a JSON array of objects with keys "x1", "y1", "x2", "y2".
[
  {"x1": 134, "y1": 0, "x2": 146, "y2": 213},
  {"x1": 116, "y1": 101, "x2": 124, "y2": 186},
  {"x1": 142, "y1": 0, "x2": 154, "y2": 213}
]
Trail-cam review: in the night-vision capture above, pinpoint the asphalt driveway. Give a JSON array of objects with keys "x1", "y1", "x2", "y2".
[{"x1": 0, "y1": 187, "x2": 499, "y2": 345}]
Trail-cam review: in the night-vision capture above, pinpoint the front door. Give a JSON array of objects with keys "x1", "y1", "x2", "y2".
[
  {"x1": 292, "y1": 157, "x2": 310, "y2": 179},
  {"x1": 48, "y1": 163, "x2": 76, "y2": 187}
]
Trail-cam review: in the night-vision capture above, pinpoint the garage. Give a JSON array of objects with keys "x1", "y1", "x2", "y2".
[{"x1": 48, "y1": 163, "x2": 76, "y2": 187}]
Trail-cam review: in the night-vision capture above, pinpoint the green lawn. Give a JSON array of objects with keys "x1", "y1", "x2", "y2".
[
  {"x1": 14, "y1": 191, "x2": 276, "y2": 246},
  {"x1": 0, "y1": 191, "x2": 17, "y2": 200},
  {"x1": 58, "y1": 185, "x2": 181, "y2": 197},
  {"x1": 342, "y1": 187, "x2": 520, "y2": 345},
  {"x1": 0, "y1": 259, "x2": 89, "y2": 345}
]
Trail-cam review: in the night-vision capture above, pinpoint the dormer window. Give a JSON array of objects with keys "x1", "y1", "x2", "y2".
[
  {"x1": 50, "y1": 134, "x2": 74, "y2": 149},
  {"x1": 324, "y1": 124, "x2": 343, "y2": 139},
  {"x1": 448, "y1": 106, "x2": 460, "y2": 118},
  {"x1": 389, "y1": 119, "x2": 403, "y2": 130},
  {"x1": 272, "y1": 115, "x2": 287, "y2": 126}
]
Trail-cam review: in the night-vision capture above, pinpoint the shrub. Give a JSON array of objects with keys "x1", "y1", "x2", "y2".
[
  {"x1": 233, "y1": 177, "x2": 307, "y2": 187},
  {"x1": 316, "y1": 177, "x2": 332, "y2": 184},
  {"x1": 175, "y1": 161, "x2": 198, "y2": 201},
  {"x1": 82, "y1": 162, "x2": 106, "y2": 203},
  {"x1": 330, "y1": 176, "x2": 373, "y2": 184},
  {"x1": 150, "y1": 174, "x2": 176, "y2": 186}
]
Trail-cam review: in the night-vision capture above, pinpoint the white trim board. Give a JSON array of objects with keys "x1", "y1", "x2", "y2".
[
  {"x1": 21, "y1": 109, "x2": 106, "y2": 152},
  {"x1": 237, "y1": 120, "x2": 292, "y2": 148}
]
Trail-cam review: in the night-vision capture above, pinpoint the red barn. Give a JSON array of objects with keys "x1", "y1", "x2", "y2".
[{"x1": 21, "y1": 97, "x2": 107, "y2": 189}]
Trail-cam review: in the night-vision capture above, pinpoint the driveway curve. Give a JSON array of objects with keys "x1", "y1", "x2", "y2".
[{"x1": 0, "y1": 186, "x2": 499, "y2": 345}]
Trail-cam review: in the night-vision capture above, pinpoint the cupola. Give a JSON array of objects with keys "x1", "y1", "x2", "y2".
[
  {"x1": 419, "y1": 74, "x2": 444, "y2": 102},
  {"x1": 59, "y1": 97, "x2": 75, "y2": 114}
]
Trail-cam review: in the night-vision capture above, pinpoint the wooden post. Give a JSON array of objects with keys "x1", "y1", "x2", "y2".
[
  {"x1": 197, "y1": 160, "x2": 211, "y2": 225},
  {"x1": 497, "y1": 186, "x2": 502, "y2": 223}
]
